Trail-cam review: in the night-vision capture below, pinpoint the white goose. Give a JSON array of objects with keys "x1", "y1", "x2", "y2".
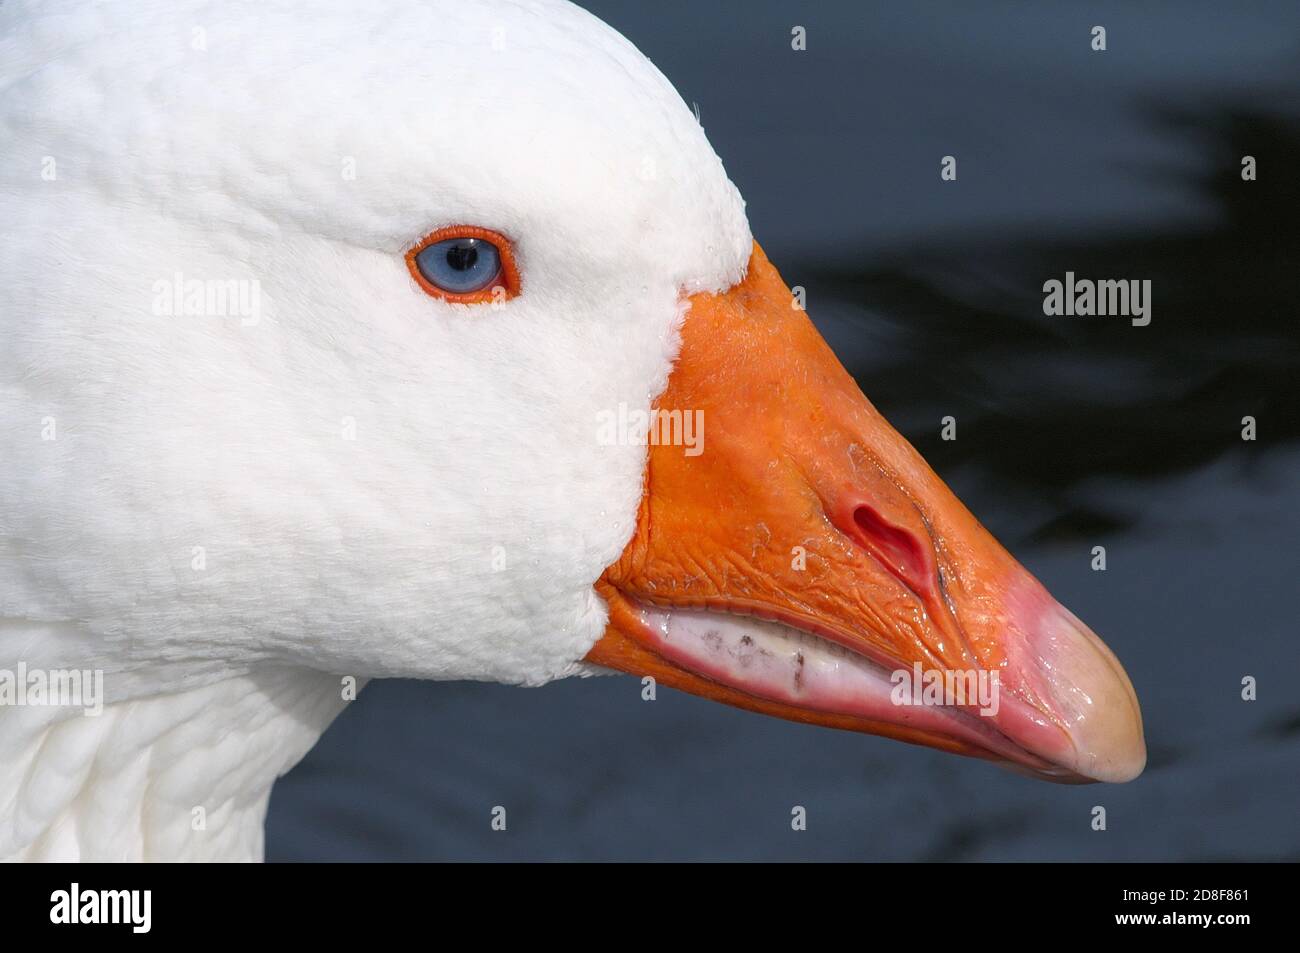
[{"x1": 0, "y1": 0, "x2": 1145, "y2": 862}]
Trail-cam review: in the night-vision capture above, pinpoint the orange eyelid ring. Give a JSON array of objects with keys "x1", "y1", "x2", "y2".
[{"x1": 404, "y1": 225, "x2": 521, "y2": 304}]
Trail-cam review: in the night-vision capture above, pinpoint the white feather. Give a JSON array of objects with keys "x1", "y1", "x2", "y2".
[{"x1": 0, "y1": 0, "x2": 752, "y2": 860}]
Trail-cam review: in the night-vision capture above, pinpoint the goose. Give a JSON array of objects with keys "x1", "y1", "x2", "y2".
[{"x1": 0, "y1": 0, "x2": 1145, "y2": 862}]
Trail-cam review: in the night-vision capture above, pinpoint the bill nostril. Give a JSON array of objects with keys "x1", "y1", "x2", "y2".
[{"x1": 846, "y1": 503, "x2": 935, "y2": 598}]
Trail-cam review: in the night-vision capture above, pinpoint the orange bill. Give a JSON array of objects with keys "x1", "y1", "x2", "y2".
[{"x1": 588, "y1": 243, "x2": 1145, "y2": 783}]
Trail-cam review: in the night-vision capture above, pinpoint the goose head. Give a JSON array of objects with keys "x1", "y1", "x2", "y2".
[{"x1": 0, "y1": 0, "x2": 1144, "y2": 858}]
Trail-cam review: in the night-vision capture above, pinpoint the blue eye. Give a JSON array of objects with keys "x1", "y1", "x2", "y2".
[{"x1": 412, "y1": 237, "x2": 502, "y2": 294}]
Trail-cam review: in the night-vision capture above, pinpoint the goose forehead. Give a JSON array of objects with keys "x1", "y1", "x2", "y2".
[{"x1": 4, "y1": 0, "x2": 750, "y2": 290}]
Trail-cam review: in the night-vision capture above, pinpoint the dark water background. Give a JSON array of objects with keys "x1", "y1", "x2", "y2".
[{"x1": 267, "y1": 1, "x2": 1300, "y2": 860}]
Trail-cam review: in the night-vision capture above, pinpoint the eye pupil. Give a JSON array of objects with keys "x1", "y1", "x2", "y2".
[
  {"x1": 444, "y1": 241, "x2": 478, "y2": 271},
  {"x1": 413, "y1": 235, "x2": 503, "y2": 295}
]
